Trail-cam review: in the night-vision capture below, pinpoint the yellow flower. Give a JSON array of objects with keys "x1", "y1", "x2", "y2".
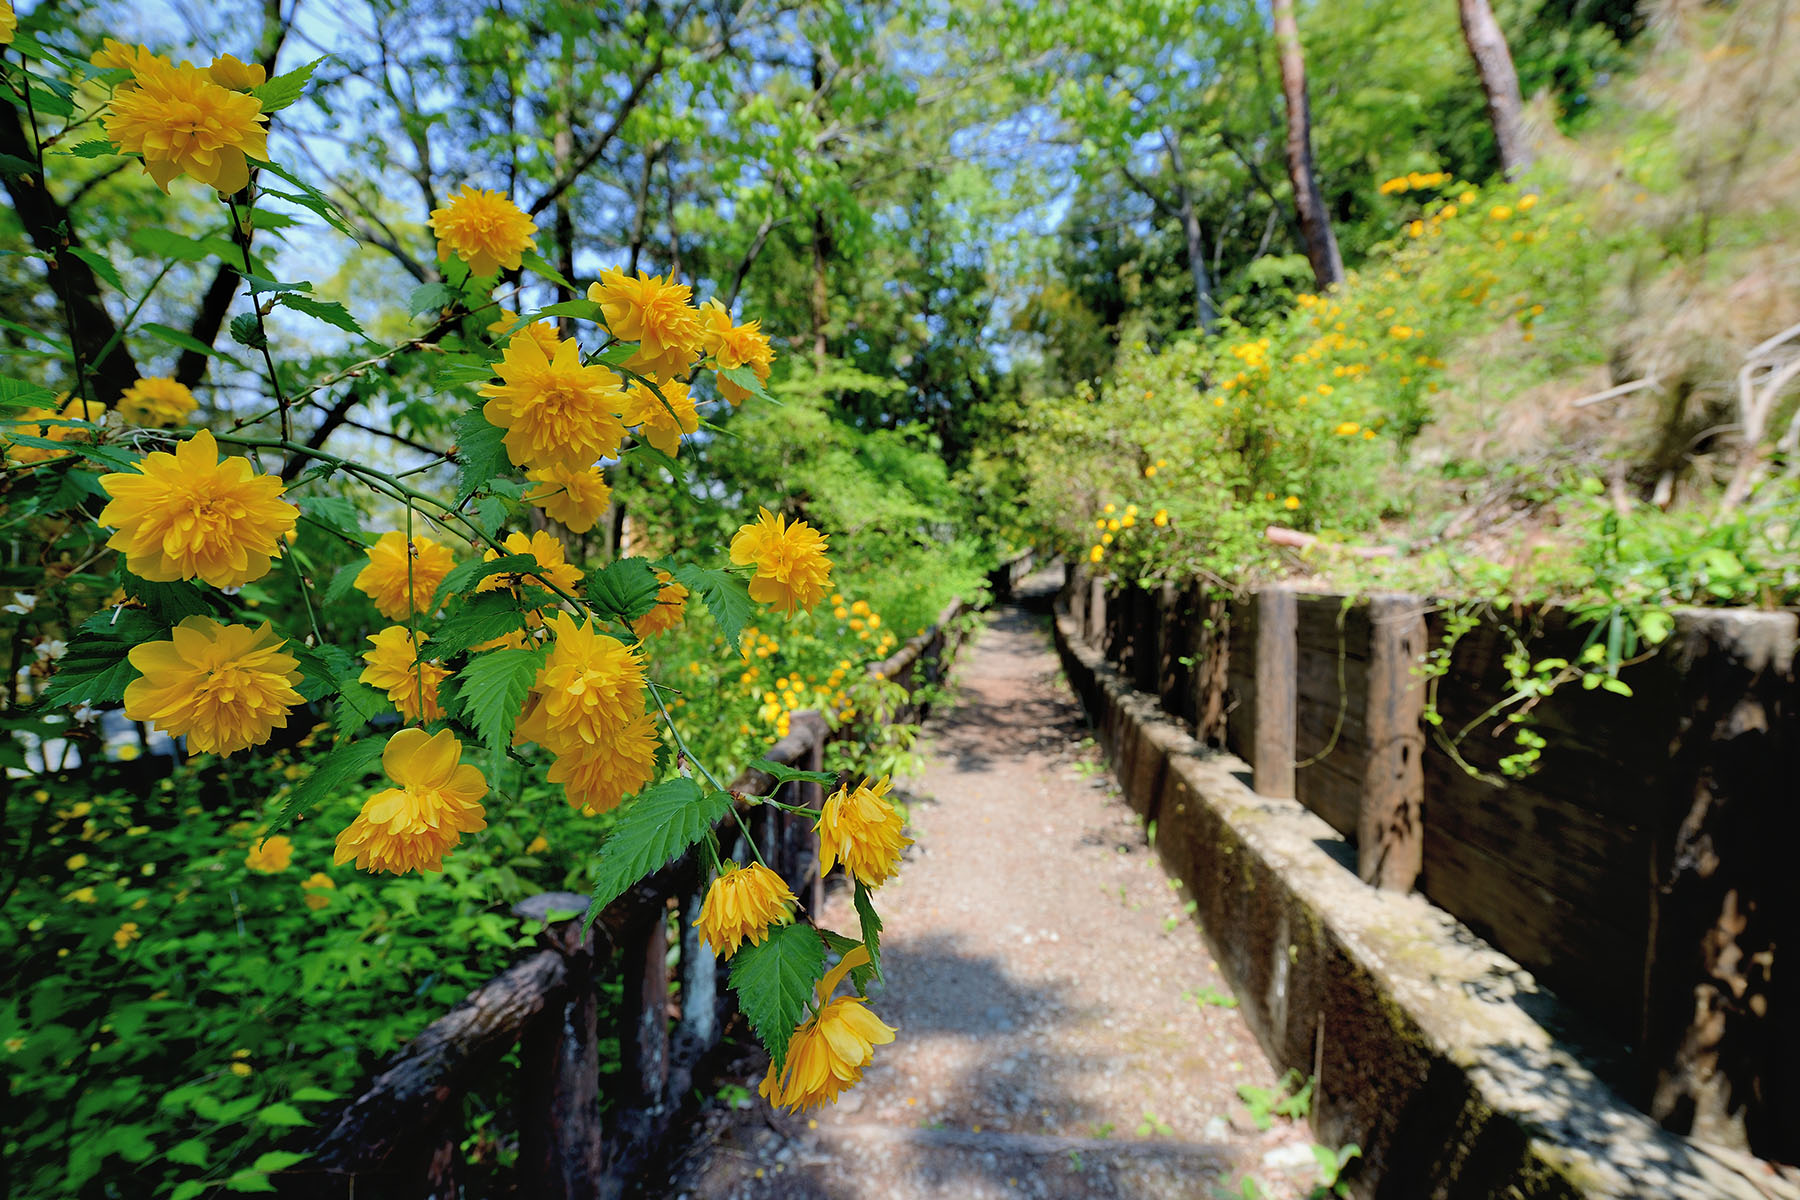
[
  {"x1": 525, "y1": 835, "x2": 549, "y2": 854},
  {"x1": 696, "y1": 299, "x2": 775, "y2": 404},
  {"x1": 360, "y1": 626, "x2": 448, "y2": 723},
  {"x1": 429, "y1": 185, "x2": 538, "y2": 278},
  {"x1": 116, "y1": 377, "x2": 197, "y2": 427},
  {"x1": 112, "y1": 921, "x2": 141, "y2": 950},
  {"x1": 354, "y1": 531, "x2": 456, "y2": 621},
  {"x1": 818, "y1": 775, "x2": 909, "y2": 888},
  {"x1": 334, "y1": 729, "x2": 488, "y2": 874},
  {"x1": 301, "y1": 871, "x2": 334, "y2": 910},
  {"x1": 91, "y1": 39, "x2": 158, "y2": 71},
  {"x1": 66, "y1": 852, "x2": 90, "y2": 871},
  {"x1": 617, "y1": 378, "x2": 700, "y2": 456},
  {"x1": 1284, "y1": 496, "x2": 1300, "y2": 511},
  {"x1": 1488, "y1": 204, "x2": 1513, "y2": 222},
  {"x1": 1153, "y1": 510, "x2": 1169, "y2": 526},
  {"x1": 1518, "y1": 193, "x2": 1538, "y2": 212},
  {"x1": 1335, "y1": 421, "x2": 1361, "y2": 436},
  {"x1": 545, "y1": 712, "x2": 660, "y2": 815},
  {"x1": 479, "y1": 529, "x2": 583, "y2": 599},
  {"x1": 123, "y1": 617, "x2": 303, "y2": 756},
  {"x1": 695, "y1": 862, "x2": 796, "y2": 957},
  {"x1": 587, "y1": 269, "x2": 703, "y2": 381},
  {"x1": 206, "y1": 54, "x2": 266, "y2": 91},
  {"x1": 3, "y1": 395, "x2": 105, "y2": 466},
  {"x1": 98, "y1": 429, "x2": 298, "y2": 588},
  {"x1": 1088, "y1": 545, "x2": 1104, "y2": 562},
  {"x1": 633, "y1": 569, "x2": 689, "y2": 639},
  {"x1": 524, "y1": 463, "x2": 612, "y2": 533},
  {"x1": 479, "y1": 328, "x2": 628, "y2": 471},
  {"x1": 0, "y1": 2, "x2": 15, "y2": 45},
  {"x1": 244, "y1": 834, "x2": 293, "y2": 873},
  {"x1": 103, "y1": 56, "x2": 268, "y2": 193},
  {"x1": 758, "y1": 946, "x2": 895, "y2": 1112},
  {"x1": 66, "y1": 886, "x2": 98, "y2": 904},
  {"x1": 515, "y1": 612, "x2": 647, "y2": 755},
  {"x1": 730, "y1": 507, "x2": 832, "y2": 617}
]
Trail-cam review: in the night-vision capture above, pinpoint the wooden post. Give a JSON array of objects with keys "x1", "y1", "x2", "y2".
[
  {"x1": 1088, "y1": 578, "x2": 1107, "y2": 649},
  {"x1": 1253, "y1": 586, "x2": 1298, "y2": 798},
  {"x1": 1358, "y1": 595, "x2": 1426, "y2": 891}
]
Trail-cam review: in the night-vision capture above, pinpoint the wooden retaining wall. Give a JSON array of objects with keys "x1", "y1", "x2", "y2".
[{"x1": 1063, "y1": 563, "x2": 1797, "y2": 1168}]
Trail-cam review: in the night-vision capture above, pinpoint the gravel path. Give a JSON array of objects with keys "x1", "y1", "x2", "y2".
[{"x1": 664, "y1": 579, "x2": 1322, "y2": 1199}]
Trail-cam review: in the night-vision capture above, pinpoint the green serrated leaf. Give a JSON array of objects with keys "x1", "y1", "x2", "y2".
[
  {"x1": 454, "y1": 644, "x2": 548, "y2": 753},
  {"x1": 296, "y1": 495, "x2": 366, "y2": 542},
  {"x1": 518, "y1": 250, "x2": 574, "y2": 291},
  {"x1": 256, "y1": 161, "x2": 353, "y2": 236},
  {"x1": 39, "y1": 611, "x2": 164, "y2": 708},
  {"x1": 532, "y1": 299, "x2": 600, "y2": 323},
  {"x1": 128, "y1": 228, "x2": 218, "y2": 264},
  {"x1": 166, "y1": 1139, "x2": 210, "y2": 1167},
  {"x1": 324, "y1": 561, "x2": 365, "y2": 608},
  {"x1": 717, "y1": 364, "x2": 773, "y2": 403},
  {"x1": 224, "y1": 1170, "x2": 277, "y2": 1194},
  {"x1": 408, "y1": 282, "x2": 457, "y2": 317},
  {"x1": 275, "y1": 293, "x2": 363, "y2": 336},
  {"x1": 0, "y1": 377, "x2": 59, "y2": 409},
  {"x1": 249, "y1": 57, "x2": 323, "y2": 112},
  {"x1": 429, "y1": 593, "x2": 529, "y2": 659},
  {"x1": 587, "y1": 778, "x2": 723, "y2": 914},
  {"x1": 817, "y1": 930, "x2": 879, "y2": 996},
  {"x1": 1, "y1": 433, "x2": 138, "y2": 471},
  {"x1": 588, "y1": 557, "x2": 662, "y2": 624},
  {"x1": 65, "y1": 139, "x2": 121, "y2": 159},
  {"x1": 332, "y1": 679, "x2": 386, "y2": 738},
  {"x1": 431, "y1": 552, "x2": 539, "y2": 607},
  {"x1": 287, "y1": 642, "x2": 355, "y2": 705},
  {"x1": 750, "y1": 759, "x2": 835, "y2": 787},
  {"x1": 729, "y1": 924, "x2": 826, "y2": 1073},
  {"x1": 672, "y1": 565, "x2": 754, "y2": 654},
  {"x1": 453, "y1": 408, "x2": 510, "y2": 505},
  {"x1": 268, "y1": 737, "x2": 385, "y2": 836},
  {"x1": 240, "y1": 273, "x2": 312, "y2": 296},
  {"x1": 66, "y1": 246, "x2": 124, "y2": 292},
  {"x1": 250, "y1": 1150, "x2": 307, "y2": 1173},
  {"x1": 229, "y1": 312, "x2": 265, "y2": 349},
  {"x1": 120, "y1": 573, "x2": 215, "y2": 624},
  {"x1": 288, "y1": 1086, "x2": 340, "y2": 1102},
  {"x1": 854, "y1": 881, "x2": 883, "y2": 979}
]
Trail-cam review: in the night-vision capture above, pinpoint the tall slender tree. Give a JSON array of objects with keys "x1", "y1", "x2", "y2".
[
  {"x1": 1458, "y1": 0, "x2": 1534, "y2": 179},
  {"x1": 1270, "y1": 0, "x2": 1343, "y2": 290}
]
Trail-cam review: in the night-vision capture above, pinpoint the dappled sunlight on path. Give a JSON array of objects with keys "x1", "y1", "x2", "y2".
[{"x1": 666, "y1": 572, "x2": 1322, "y2": 1199}]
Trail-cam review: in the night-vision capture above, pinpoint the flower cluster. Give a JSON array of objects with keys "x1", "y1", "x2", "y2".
[{"x1": 99, "y1": 46, "x2": 270, "y2": 194}]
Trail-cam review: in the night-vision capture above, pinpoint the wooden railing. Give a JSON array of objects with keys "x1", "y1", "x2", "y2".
[
  {"x1": 285, "y1": 596, "x2": 975, "y2": 1199},
  {"x1": 1061, "y1": 562, "x2": 1797, "y2": 1165}
]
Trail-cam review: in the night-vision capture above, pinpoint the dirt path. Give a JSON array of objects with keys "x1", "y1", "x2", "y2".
[{"x1": 666, "y1": 578, "x2": 1323, "y2": 1199}]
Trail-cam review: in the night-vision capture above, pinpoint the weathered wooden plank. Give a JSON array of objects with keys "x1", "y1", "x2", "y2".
[
  {"x1": 1294, "y1": 754, "x2": 1361, "y2": 840},
  {"x1": 1295, "y1": 595, "x2": 1372, "y2": 660},
  {"x1": 1224, "y1": 595, "x2": 1257, "y2": 760},
  {"x1": 1360, "y1": 595, "x2": 1427, "y2": 892},
  {"x1": 1088, "y1": 577, "x2": 1108, "y2": 649},
  {"x1": 1253, "y1": 587, "x2": 1298, "y2": 798}
]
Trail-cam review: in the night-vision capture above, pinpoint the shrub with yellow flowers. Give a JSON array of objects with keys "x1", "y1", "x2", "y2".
[{"x1": 0, "y1": 28, "x2": 907, "y2": 1185}]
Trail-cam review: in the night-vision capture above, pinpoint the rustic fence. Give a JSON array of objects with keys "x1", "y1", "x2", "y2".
[
  {"x1": 1063, "y1": 563, "x2": 1796, "y2": 1166},
  {"x1": 284, "y1": 597, "x2": 971, "y2": 1199}
]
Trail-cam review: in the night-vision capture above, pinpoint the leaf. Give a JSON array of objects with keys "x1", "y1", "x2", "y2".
[
  {"x1": 139, "y1": 322, "x2": 219, "y2": 357},
  {"x1": 332, "y1": 679, "x2": 386, "y2": 739},
  {"x1": 453, "y1": 408, "x2": 510, "y2": 505},
  {"x1": 240, "y1": 273, "x2": 313, "y2": 296},
  {"x1": 431, "y1": 552, "x2": 539, "y2": 607},
  {"x1": 436, "y1": 361, "x2": 499, "y2": 387},
  {"x1": 267, "y1": 736, "x2": 385, "y2": 836},
  {"x1": 286, "y1": 642, "x2": 355, "y2": 705},
  {"x1": 854, "y1": 880, "x2": 883, "y2": 979},
  {"x1": 324, "y1": 561, "x2": 366, "y2": 608},
  {"x1": 817, "y1": 930, "x2": 878, "y2": 996},
  {"x1": 66, "y1": 247, "x2": 124, "y2": 292},
  {"x1": 171, "y1": 1183, "x2": 208, "y2": 1200},
  {"x1": 166, "y1": 1139, "x2": 209, "y2": 1167},
  {"x1": 128, "y1": 228, "x2": 215, "y2": 264},
  {"x1": 429, "y1": 593, "x2": 529, "y2": 660},
  {"x1": 229, "y1": 312, "x2": 265, "y2": 349},
  {"x1": 121, "y1": 574, "x2": 215, "y2": 624},
  {"x1": 729, "y1": 924, "x2": 826, "y2": 1073},
  {"x1": 0, "y1": 377, "x2": 58, "y2": 409},
  {"x1": 66, "y1": 139, "x2": 120, "y2": 159},
  {"x1": 0, "y1": 434, "x2": 138, "y2": 471},
  {"x1": 296, "y1": 495, "x2": 366, "y2": 543},
  {"x1": 532, "y1": 299, "x2": 600, "y2": 323},
  {"x1": 38, "y1": 609, "x2": 163, "y2": 708},
  {"x1": 0, "y1": 152, "x2": 38, "y2": 178},
  {"x1": 453, "y1": 644, "x2": 548, "y2": 753},
  {"x1": 587, "y1": 778, "x2": 724, "y2": 914},
  {"x1": 249, "y1": 57, "x2": 323, "y2": 111},
  {"x1": 224, "y1": 1170, "x2": 277, "y2": 1193},
  {"x1": 275, "y1": 294, "x2": 363, "y2": 336},
  {"x1": 672, "y1": 565, "x2": 755, "y2": 654},
  {"x1": 717, "y1": 364, "x2": 772, "y2": 403},
  {"x1": 288, "y1": 1087, "x2": 340, "y2": 1103},
  {"x1": 587, "y1": 557, "x2": 662, "y2": 624},
  {"x1": 519, "y1": 250, "x2": 574, "y2": 291},
  {"x1": 256, "y1": 161, "x2": 353, "y2": 236},
  {"x1": 408, "y1": 282, "x2": 457, "y2": 317},
  {"x1": 750, "y1": 759, "x2": 836, "y2": 787},
  {"x1": 251, "y1": 1151, "x2": 307, "y2": 1173}
]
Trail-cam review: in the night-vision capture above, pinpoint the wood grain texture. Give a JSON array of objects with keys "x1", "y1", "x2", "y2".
[
  {"x1": 1253, "y1": 587, "x2": 1298, "y2": 798},
  {"x1": 1358, "y1": 596, "x2": 1426, "y2": 891}
]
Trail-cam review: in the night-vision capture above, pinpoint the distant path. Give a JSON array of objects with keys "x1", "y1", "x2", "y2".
[{"x1": 667, "y1": 572, "x2": 1320, "y2": 1199}]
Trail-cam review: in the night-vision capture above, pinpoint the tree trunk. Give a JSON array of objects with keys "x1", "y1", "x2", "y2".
[
  {"x1": 1458, "y1": 0, "x2": 1534, "y2": 180},
  {"x1": 1270, "y1": 0, "x2": 1344, "y2": 291},
  {"x1": 1164, "y1": 135, "x2": 1219, "y2": 334}
]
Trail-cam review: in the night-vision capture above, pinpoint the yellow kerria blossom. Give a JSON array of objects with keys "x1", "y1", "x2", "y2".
[
  {"x1": 818, "y1": 774, "x2": 910, "y2": 888},
  {"x1": 429, "y1": 185, "x2": 538, "y2": 278},
  {"x1": 103, "y1": 54, "x2": 269, "y2": 193},
  {"x1": 122, "y1": 617, "x2": 303, "y2": 756},
  {"x1": 617, "y1": 377, "x2": 700, "y2": 456},
  {"x1": 695, "y1": 862, "x2": 795, "y2": 957},
  {"x1": 545, "y1": 712, "x2": 660, "y2": 815},
  {"x1": 586, "y1": 268, "x2": 702, "y2": 380},
  {"x1": 354, "y1": 531, "x2": 456, "y2": 621},
  {"x1": 730, "y1": 507, "x2": 832, "y2": 617},
  {"x1": 5, "y1": 395, "x2": 105, "y2": 466},
  {"x1": 525, "y1": 835, "x2": 549, "y2": 854},
  {"x1": 360, "y1": 626, "x2": 449, "y2": 723},
  {"x1": 632, "y1": 569, "x2": 688, "y2": 639},
  {"x1": 90, "y1": 39, "x2": 158, "y2": 71},
  {"x1": 478, "y1": 529, "x2": 582, "y2": 600},
  {"x1": 1284, "y1": 496, "x2": 1300, "y2": 510},
  {"x1": 112, "y1": 922, "x2": 141, "y2": 950},
  {"x1": 514, "y1": 612, "x2": 647, "y2": 754},
  {"x1": 98, "y1": 429, "x2": 298, "y2": 588},
  {"x1": 696, "y1": 298, "x2": 775, "y2": 404},
  {"x1": 1335, "y1": 421, "x2": 1361, "y2": 436},
  {"x1": 1088, "y1": 545, "x2": 1104, "y2": 562},
  {"x1": 244, "y1": 834, "x2": 293, "y2": 873},
  {"x1": 524, "y1": 463, "x2": 612, "y2": 533},
  {"x1": 759, "y1": 945, "x2": 895, "y2": 1112},
  {"x1": 0, "y1": 3, "x2": 16, "y2": 46},
  {"x1": 301, "y1": 872, "x2": 335, "y2": 910},
  {"x1": 334, "y1": 728, "x2": 488, "y2": 874},
  {"x1": 479, "y1": 329, "x2": 628, "y2": 471},
  {"x1": 205, "y1": 54, "x2": 266, "y2": 91},
  {"x1": 1153, "y1": 509, "x2": 1169, "y2": 527},
  {"x1": 116, "y1": 377, "x2": 196, "y2": 426}
]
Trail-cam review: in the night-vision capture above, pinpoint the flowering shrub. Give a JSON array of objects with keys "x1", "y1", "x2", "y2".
[{"x1": 1, "y1": 23, "x2": 909, "y2": 1192}]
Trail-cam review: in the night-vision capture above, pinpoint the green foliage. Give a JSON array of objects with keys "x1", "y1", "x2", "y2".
[
  {"x1": 454, "y1": 645, "x2": 552, "y2": 761},
  {"x1": 728, "y1": 924, "x2": 827, "y2": 1073},
  {"x1": 585, "y1": 779, "x2": 725, "y2": 912}
]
